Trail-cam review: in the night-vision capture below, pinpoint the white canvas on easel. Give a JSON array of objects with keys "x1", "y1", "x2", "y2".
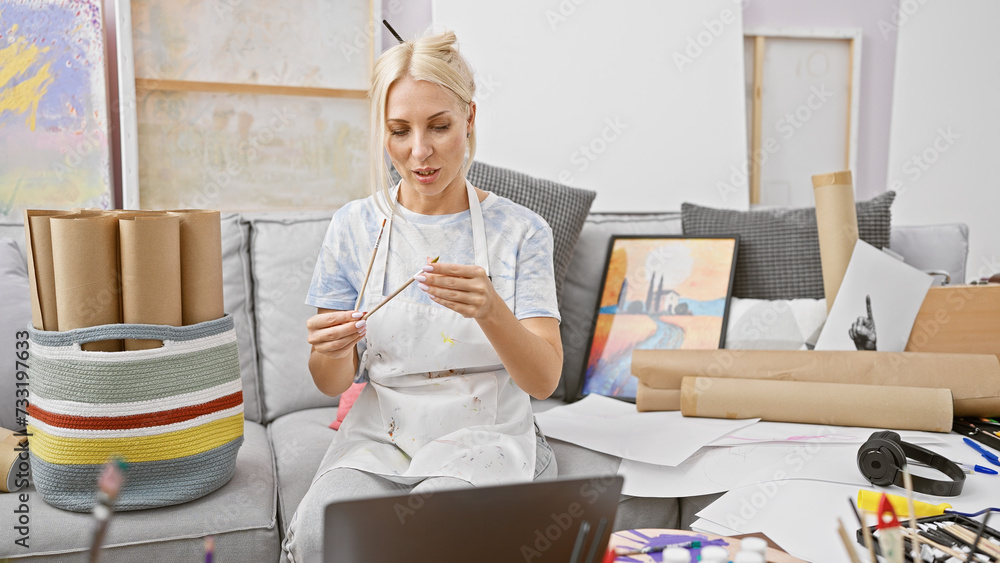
[
  {"x1": 815, "y1": 240, "x2": 932, "y2": 352},
  {"x1": 432, "y1": 0, "x2": 750, "y2": 212}
]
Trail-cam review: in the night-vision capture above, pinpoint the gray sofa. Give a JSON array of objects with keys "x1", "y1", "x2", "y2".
[{"x1": 0, "y1": 207, "x2": 968, "y2": 561}]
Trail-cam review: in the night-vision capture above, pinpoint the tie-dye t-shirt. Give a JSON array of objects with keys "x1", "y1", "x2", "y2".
[{"x1": 306, "y1": 192, "x2": 560, "y2": 322}]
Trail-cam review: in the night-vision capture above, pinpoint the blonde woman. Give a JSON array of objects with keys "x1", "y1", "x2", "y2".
[{"x1": 283, "y1": 31, "x2": 563, "y2": 560}]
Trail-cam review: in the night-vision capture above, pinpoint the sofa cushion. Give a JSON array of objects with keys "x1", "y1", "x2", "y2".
[
  {"x1": 268, "y1": 407, "x2": 339, "y2": 538},
  {"x1": 220, "y1": 214, "x2": 263, "y2": 423},
  {"x1": 466, "y1": 161, "x2": 597, "y2": 304},
  {"x1": 249, "y1": 213, "x2": 339, "y2": 422},
  {"x1": 557, "y1": 213, "x2": 683, "y2": 400},
  {"x1": 0, "y1": 420, "x2": 278, "y2": 561},
  {"x1": 890, "y1": 223, "x2": 969, "y2": 284},
  {"x1": 0, "y1": 238, "x2": 31, "y2": 431},
  {"x1": 681, "y1": 191, "x2": 896, "y2": 300}
]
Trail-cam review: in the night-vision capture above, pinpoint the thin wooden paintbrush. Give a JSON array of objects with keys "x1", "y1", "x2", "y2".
[
  {"x1": 355, "y1": 219, "x2": 387, "y2": 311},
  {"x1": 362, "y1": 257, "x2": 439, "y2": 320}
]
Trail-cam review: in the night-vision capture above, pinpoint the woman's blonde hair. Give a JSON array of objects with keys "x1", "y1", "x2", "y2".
[{"x1": 368, "y1": 31, "x2": 477, "y2": 216}]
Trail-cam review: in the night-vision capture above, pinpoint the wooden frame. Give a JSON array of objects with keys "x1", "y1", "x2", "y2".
[
  {"x1": 114, "y1": 0, "x2": 379, "y2": 209},
  {"x1": 577, "y1": 235, "x2": 740, "y2": 401},
  {"x1": 744, "y1": 27, "x2": 862, "y2": 206}
]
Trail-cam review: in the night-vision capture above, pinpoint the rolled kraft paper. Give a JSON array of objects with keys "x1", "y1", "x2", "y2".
[
  {"x1": 636, "y1": 382, "x2": 681, "y2": 412},
  {"x1": 1, "y1": 428, "x2": 29, "y2": 493},
  {"x1": 50, "y1": 212, "x2": 122, "y2": 352},
  {"x1": 633, "y1": 349, "x2": 1000, "y2": 405},
  {"x1": 119, "y1": 213, "x2": 183, "y2": 350},
  {"x1": 812, "y1": 170, "x2": 858, "y2": 312},
  {"x1": 168, "y1": 210, "x2": 224, "y2": 325},
  {"x1": 23, "y1": 210, "x2": 73, "y2": 330},
  {"x1": 680, "y1": 377, "x2": 954, "y2": 432}
]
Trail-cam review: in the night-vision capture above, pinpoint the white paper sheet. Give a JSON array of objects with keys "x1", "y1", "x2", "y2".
[
  {"x1": 534, "y1": 394, "x2": 758, "y2": 467},
  {"x1": 695, "y1": 433, "x2": 1000, "y2": 562},
  {"x1": 816, "y1": 241, "x2": 932, "y2": 352},
  {"x1": 709, "y1": 421, "x2": 948, "y2": 447}
]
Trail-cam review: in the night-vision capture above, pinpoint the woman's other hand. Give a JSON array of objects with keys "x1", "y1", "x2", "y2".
[
  {"x1": 415, "y1": 261, "x2": 499, "y2": 320},
  {"x1": 307, "y1": 309, "x2": 367, "y2": 360}
]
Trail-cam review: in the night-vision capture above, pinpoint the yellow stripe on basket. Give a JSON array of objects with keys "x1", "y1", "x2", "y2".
[{"x1": 27, "y1": 414, "x2": 244, "y2": 465}]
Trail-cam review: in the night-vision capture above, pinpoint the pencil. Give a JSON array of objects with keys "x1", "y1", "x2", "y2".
[
  {"x1": 837, "y1": 517, "x2": 863, "y2": 563},
  {"x1": 848, "y1": 498, "x2": 877, "y2": 562},
  {"x1": 355, "y1": 219, "x2": 387, "y2": 311},
  {"x1": 362, "y1": 257, "x2": 439, "y2": 320}
]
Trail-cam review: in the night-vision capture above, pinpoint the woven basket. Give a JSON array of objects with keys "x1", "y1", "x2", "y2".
[{"x1": 26, "y1": 315, "x2": 243, "y2": 512}]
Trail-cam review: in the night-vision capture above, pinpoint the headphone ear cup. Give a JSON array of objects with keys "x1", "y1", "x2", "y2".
[{"x1": 858, "y1": 432, "x2": 906, "y2": 486}]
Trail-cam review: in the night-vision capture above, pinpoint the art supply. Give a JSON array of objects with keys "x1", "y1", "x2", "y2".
[
  {"x1": 362, "y1": 257, "x2": 439, "y2": 320},
  {"x1": 739, "y1": 536, "x2": 768, "y2": 556},
  {"x1": 901, "y1": 468, "x2": 922, "y2": 562},
  {"x1": 812, "y1": 170, "x2": 858, "y2": 312},
  {"x1": 964, "y1": 437, "x2": 1000, "y2": 466},
  {"x1": 612, "y1": 538, "x2": 699, "y2": 556},
  {"x1": 876, "y1": 494, "x2": 905, "y2": 563},
  {"x1": 23, "y1": 209, "x2": 72, "y2": 330},
  {"x1": 382, "y1": 19, "x2": 404, "y2": 44},
  {"x1": 954, "y1": 418, "x2": 1000, "y2": 451},
  {"x1": 88, "y1": 457, "x2": 126, "y2": 563},
  {"x1": 118, "y1": 212, "x2": 182, "y2": 350},
  {"x1": 633, "y1": 348, "x2": 1000, "y2": 417},
  {"x1": 204, "y1": 535, "x2": 214, "y2": 563},
  {"x1": 699, "y1": 545, "x2": 729, "y2": 562},
  {"x1": 732, "y1": 551, "x2": 765, "y2": 563},
  {"x1": 679, "y1": 376, "x2": 954, "y2": 432},
  {"x1": 848, "y1": 497, "x2": 878, "y2": 562},
  {"x1": 50, "y1": 211, "x2": 122, "y2": 351},
  {"x1": 169, "y1": 210, "x2": 224, "y2": 326},
  {"x1": 354, "y1": 219, "x2": 387, "y2": 311},
  {"x1": 837, "y1": 517, "x2": 863, "y2": 563},
  {"x1": 661, "y1": 547, "x2": 690, "y2": 562}
]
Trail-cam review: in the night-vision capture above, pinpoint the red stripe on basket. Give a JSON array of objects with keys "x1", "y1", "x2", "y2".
[{"x1": 27, "y1": 391, "x2": 243, "y2": 431}]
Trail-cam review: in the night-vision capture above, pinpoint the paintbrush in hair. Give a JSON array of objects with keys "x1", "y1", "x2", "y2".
[{"x1": 88, "y1": 457, "x2": 127, "y2": 563}]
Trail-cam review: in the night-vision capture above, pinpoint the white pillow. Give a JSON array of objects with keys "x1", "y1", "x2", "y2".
[{"x1": 724, "y1": 297, "x2": 827, "y2": 350}]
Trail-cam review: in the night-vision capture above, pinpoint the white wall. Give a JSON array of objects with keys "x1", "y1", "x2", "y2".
[
  {"x1": 886, "y1": 0, "x2": 1000, "y2": 282},
  {"x1": 433, "y1": 0, "x2": 750, "y2": 212}
]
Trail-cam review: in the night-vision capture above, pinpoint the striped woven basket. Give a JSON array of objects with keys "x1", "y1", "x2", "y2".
[{"x1": 26, "y1": 315, "x2": 243, "y2": 512}]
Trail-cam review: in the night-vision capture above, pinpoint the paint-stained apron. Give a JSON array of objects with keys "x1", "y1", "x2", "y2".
[{"x1": 313, "y1": 181, "x2": 536, "y2": 486}]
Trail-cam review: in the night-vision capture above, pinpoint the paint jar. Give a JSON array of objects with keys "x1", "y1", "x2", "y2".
[
  {"x1": 662, "y1": 547, "x2": 691, "y2": 562},
  {"x1": 740, "y1": 536, "x2": 769, "y2": 556},
  {"x1": 699, "y1": 545, "x2": 730, "y2": 562},
  {"x1": 733, "y1": 551, "x2": 765, "y2": 563}
]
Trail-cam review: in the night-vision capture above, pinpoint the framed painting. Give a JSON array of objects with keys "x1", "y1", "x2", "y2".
[{"x1": 578, "y1": 235, "x2": 740, "y2": 400}]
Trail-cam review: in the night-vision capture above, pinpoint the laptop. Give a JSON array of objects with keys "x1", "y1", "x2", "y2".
[{"x1": 322, "y1": 475, "x2": 624, "y2": 563}]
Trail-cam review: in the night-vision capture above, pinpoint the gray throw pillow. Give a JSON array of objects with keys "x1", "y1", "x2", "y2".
[
  {"x1": 392, "y1": 161, "x2": 597, "y2": 304},
  {"x1": 0, "y1": 238, "x2": 31, "y2": 431},
  {"x1": 681, "y1": 191, "x2": 895, "y2": 299}
]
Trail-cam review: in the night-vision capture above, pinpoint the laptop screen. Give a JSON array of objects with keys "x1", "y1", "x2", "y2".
[{"x1": 323, "y1": 475, "x2": 623, "y2": 563}]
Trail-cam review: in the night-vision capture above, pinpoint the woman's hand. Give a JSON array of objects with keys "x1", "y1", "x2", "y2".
[
  {"x1": 306, "y1": 310, "x2": 367, "y2": 360},
  {"x1": 415, "y1": 261, "x2": 500, "y2": 320}
]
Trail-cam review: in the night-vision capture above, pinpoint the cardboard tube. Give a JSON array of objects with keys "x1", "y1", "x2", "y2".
[
  {"x1": 812, "y1": 171, "x2": 858, "y2": 312},
  {"x1": 23, "y1": 210, "x2": 73, "y2": 330},
  {"x1": 119, "y1": 213, "x2": 183, "y2": 350},
  {"x1": 50, "y1": 211, "x2": 122, "y2": 351},
  {"x1": 636, "y1": 382, "x2": 680, "y2": 412},
  {"x1": 680, "y1": 377, "x2": 954, "y2": 432},
  {"x1": 1, "y1": 428, "x2": 29, "y2": 493},
  {"x1": 633, "y1": 349, "x2": 1000, "y2": 404},
  {"x1": 168, "y1": 210, "x2": 224, "y2": 325}
]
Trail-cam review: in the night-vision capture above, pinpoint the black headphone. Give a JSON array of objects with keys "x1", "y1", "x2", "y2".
[{"x1": 857, "y1": 431, "x2": 966, "y2": 497}]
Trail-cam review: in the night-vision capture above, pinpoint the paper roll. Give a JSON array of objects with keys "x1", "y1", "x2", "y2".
[
  {"x1": 50, "y1": 211, "x2": 122, "y2": 351},
  {"x1": 119, "y1": 212, "x2": 183, "y2": 350},
  {"x1": 680, "y1": 377, "x2": 954, "y2": 432},
  {"x1": 1, "y1": 428, "x2": 29, "y2": 493},
  {"x1": 636, "y1": 382, "x2": 680, "y2": 412},
  {"x1": 633, "y1": 349, "x2": 1000, "y2": 416},
  {"x1": 812, "y1": 171, "x2": 858, "y2": 312},
  {"x1": 23, "y1": 210, "x2": 73, "y2": 330},
  {"x1": 169, "y1": 210, "x2": 224, "y2": 325}
]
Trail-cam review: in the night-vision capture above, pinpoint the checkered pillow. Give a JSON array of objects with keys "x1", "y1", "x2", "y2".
[
  {"x1": 391, "y1": 161, "x2": 596, "y2": 304},
  {"x1": 681, "y1": 191, "x2": 895, "y2": 299}
]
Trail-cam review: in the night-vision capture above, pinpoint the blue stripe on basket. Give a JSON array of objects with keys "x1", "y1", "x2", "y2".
[
  {"x1": 27, "y1": 314, "x2": 235, "y2": 347},
  {"x1": 29, "y1": 435, "x2": 244, "y2": 512}
]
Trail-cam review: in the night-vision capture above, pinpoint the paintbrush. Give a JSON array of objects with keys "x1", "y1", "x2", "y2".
[
  {"x1": 362, "y1": 257, "x2": 439, "y2": 320},
  {"x1": 901, "y1": 467, "x2": 922, "y2": 562},
  {"x1": 204, "y1": 535, "x2": 215, "y2": 563},
  {"x1": 837, "y1": 517, "x2": 863, "y2": 563},
  {"x1": 88, "y1": 457, "x2": 127, "y2": 563},
  {"x1": 355, "y1": 219, "x2": 387, "y2": 311},
  {"x1": 848, "y1": 497, "x2": 877, "y2": 562}
]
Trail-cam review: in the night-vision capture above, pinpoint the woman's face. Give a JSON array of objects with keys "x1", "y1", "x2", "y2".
[{"x1": 384, "y1": 75, "x2": 474, "y2": 209}]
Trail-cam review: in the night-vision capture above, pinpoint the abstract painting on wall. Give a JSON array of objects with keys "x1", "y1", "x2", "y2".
[
  {"x1": 579, "y1": 236, "x2": 739, "y2": 400},
  {"x1": 0, "y1": 0, "x2": 113, "y2": 221}
]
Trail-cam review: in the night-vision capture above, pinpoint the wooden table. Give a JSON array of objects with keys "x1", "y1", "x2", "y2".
[{"x1": 608, "y1": 529, "x2": 806, "y2": 562}]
